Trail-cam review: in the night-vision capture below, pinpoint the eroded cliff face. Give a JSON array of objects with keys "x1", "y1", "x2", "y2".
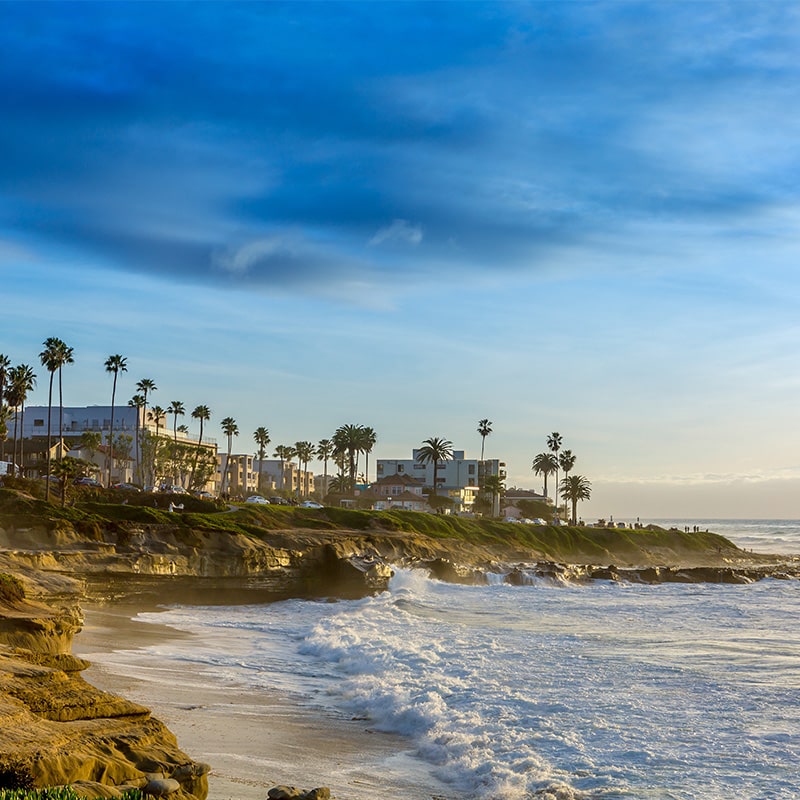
[{"x1": 0, "y1": 593, "x2": 209, "y2": 799}]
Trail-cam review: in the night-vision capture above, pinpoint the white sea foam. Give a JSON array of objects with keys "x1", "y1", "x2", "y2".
[{"x1": 128, "y1": 523, "x2": 800, "y2": 800}]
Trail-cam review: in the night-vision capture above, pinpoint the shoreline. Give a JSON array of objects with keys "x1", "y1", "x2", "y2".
[{"x1": 73, "y1": 601, "x2": 456, "y2": 800}]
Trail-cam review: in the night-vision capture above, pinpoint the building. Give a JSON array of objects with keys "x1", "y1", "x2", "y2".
[
  {"x1": 11, "y1": 405, "x2": 217, "y2": 490},
  {"x1": 218, "y1": 453, "x2": 258, "y2": 497},
  {"x1": 376, "y1": 449, "x2": 506, "y2": 493},
  {"x1": 252, "y1": 459, "x2": 315, "y2": 497}
]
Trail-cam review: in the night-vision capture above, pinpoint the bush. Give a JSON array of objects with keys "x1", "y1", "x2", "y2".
[
  {"x1": 0, "y1": 573, "x2": 25, "y2": 604},
  {"x1": 0, "y1": 789, "x2": 144, "y2": 800}
]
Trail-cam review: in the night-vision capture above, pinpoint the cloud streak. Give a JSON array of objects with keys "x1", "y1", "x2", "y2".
[{"x1": 2, "y1": 2, "x2": 799, "y2": 299}]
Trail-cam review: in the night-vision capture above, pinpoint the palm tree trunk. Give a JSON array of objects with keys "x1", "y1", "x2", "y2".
[
  {"x1": 19, "y1": 404, "x2": 25, "y2": 478},
  {"x1": 58, "y1": 367, "x2": 64, "y2": 459},
  {"x1": 45, "y1": 371, "x2": 54, "y2": 499},
  {"x1": 108, "y1": 376, "x2": 117, "y2": 486}
]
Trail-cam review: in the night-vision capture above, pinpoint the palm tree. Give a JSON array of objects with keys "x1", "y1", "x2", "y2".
[
  {"x1": 294, "y1": 441, "x2": 315, "y2": 497},
  {"x1": 333, "y1": 424, "x2": 366, "y2": 491},
  {"x1": 361, "y1": 426, "x2": 377, "y2": 485},
  {"x1": 104, "y1": 354, "x2": 128, "y2": 485},
  {"x1": 51, "y1": 456, "x2": 80, "y2": 508},
  {"x1": 220, "y1": 416, "x2": 239, "y2": 496},
  {"x1": 168, "y1": 400, "x2": 185, "y2": 484},
  {"x1": 558, "y1": 449, "x2": 577, "y2": 521},
  {"x1": 547, "y1": 432, "x2": 563, "y2": 519},
  {"x1": 477, "y1": 418, "x2": 493, "y2": 461},
  {"x1": 317, "y1": 438, "x2": 333, "y2": 492},
  {"x1": 560, "y1": 474, "x2": 592, "y2": 525},
  {"x1": 273, "y1": 444, "x2": 295, "y2": 492},
  {"x1": 190, "y1": 404, "x2": 211, "y2": 489},
  {"x1": 0, "y1": 354, "x2": 9, "y2": 410},
  {"x1": 0, "y1": 353, "x2": 10, "y2": 461},
  {"x1": 148, "y1": 405, "x2": 166, "y2": 437},
  {"x1": 8, "y1": 364, "x2": 36, "y2": 477},
  {"x1": 54, "y1": 339, "x2": 73, "y2": 458},
  {"x1": 136, "y1": 379, "x2": 157, "y2": 420},
  {"x1": 39, "y1": 338, "x2": 63, "y2": 498},
  {"x1": 416, "y1": 436, "x2": 454, "y2": 498},
  {"x1": 253, "y1": 427, "x2": 271, "y2": 492},
  {"x1": 128, "y1": 394, "x2": 145, "y2": 484},
  {"x1": 482, "y1": 473, "x2": 505, "y2": 517},
  {"x1": 532, "y1": 452, "x2": 558, "y2": 497},
  {"x1": 0, "y1": 405, "x2": 11, "y2": 463}
]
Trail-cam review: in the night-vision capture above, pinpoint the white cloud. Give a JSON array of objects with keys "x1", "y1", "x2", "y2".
[{"x1": 368, "y1": 219, "x2": 423, "y2": 247}]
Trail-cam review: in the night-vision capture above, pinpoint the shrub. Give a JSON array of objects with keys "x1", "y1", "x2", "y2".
[{"x1": 0, "y1": 573, "x2": 25, "y2": 604}]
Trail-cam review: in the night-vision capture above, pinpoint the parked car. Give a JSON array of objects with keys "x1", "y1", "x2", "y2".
[
  {"x1": 112, "y1": 482, "x2": 141, "y2": 492},
  {"x1": 301, "y1": 500, "x2": 323, "y2": 509},
  {"x1": 269, "y1": 496, "x2": 290, "y2": 506},
  {"x1": 194, "y1": 490, "x2": 214, "y2": 499},
  {"x1": 73, "y1": 476, "x2": 102, "y2": 487},
  {"x1": 245, "y1": 495, "x2": 269, "y2": 505},
  {"x1": 162, "y1": 485, "x2": 188, "y2": 495}
]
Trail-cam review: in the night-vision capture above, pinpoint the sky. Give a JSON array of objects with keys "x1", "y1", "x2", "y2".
[{"x1": 2, "y1": 1, "x2": 800, "y2": 520}]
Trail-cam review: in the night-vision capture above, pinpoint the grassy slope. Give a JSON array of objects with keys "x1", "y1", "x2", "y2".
[{"x1": 0, "y1": 488, "x2": 741, "y2": 565}]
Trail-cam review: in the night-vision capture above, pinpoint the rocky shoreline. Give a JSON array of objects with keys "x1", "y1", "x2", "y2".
[{"x1": 1, "y1": 503, "x2": 798, "y2": 799}]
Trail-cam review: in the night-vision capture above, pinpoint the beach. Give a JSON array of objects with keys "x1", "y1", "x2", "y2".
[{"x1": 73, "y1": 602, "x2": 454, "y2": 800}]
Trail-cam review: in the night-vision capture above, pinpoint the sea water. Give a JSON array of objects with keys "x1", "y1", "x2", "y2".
[{"x1": 126, "y1": 522, "x2": 799, "y2": 799}]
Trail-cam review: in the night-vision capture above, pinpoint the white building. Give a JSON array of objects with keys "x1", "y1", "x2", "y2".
[{"x1": 376, "y1": 449, "x2": 506, "y2": 493}]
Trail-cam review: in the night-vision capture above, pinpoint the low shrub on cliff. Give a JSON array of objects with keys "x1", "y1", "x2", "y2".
[
  {"x1": 0, "y1": 573, "x2": 25, "y2": 603},
  {"x1": 0, "y1": 790, "x2": 144, "y2": 800}
]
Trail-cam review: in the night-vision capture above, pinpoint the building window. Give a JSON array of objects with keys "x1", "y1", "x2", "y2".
[
  {"x1": 468, "y1": 464, "x2": 475, "y2": 474},
  {"x1": 377, "y1": 464, "x2": 384, "y2": 474},
  {"x1": 397, "y1": 464, "x2": 404, "y2": 473},
  {"x1": 468, "y1": 478, "x2": 475, "y2": 486},
  {"x1": 34, "y1": 419, "x2": 44, "y2": 427}
]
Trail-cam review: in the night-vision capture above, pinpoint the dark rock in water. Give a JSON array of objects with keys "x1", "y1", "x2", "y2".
[
  {"x1": 267, "y1": 787, "x2": 331, "y2": 800},
  {"x1": 590, "y1": 566, "x2": 620, "y2": 581},
  {"x1": 268, "y1": 787, "x2": 303, "y2": 800},
  {"x1": 422, "y1": 558, "x2": 486, "y2": 585}
]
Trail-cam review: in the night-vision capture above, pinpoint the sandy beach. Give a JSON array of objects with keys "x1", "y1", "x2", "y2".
[{"x1": 73, "y1": 602, "x2": 455, "y2": 800}]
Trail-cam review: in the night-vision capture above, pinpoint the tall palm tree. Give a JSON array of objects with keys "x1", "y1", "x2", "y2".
[
  {"x1": 0, "y1": 353, "x2": 10, "y2": 462},
  {"x1": 560, "y1": 474, "x2": 592, "y2": 525},
  {"x1": 0, "y1": 405, "x2": 11, "y2": 463},
  {"x1": 148, "y1": 405, "x2": 166, "y2": 437},
  {"x1": 332, "y1": 424, "x2": 365, "y2": 491},
  {"x1": 220, "y1": 416, "x2": 239, "y2": 496},
  {"x1": 317, "y1": 438, "x2": 333, "y2": 491},
  {"x1": 190, "y1": 404, "x2": 211, "y2": 490},
  {"x1": 482, "y1": 473, "x2": 506, "y2": 517},
  {"x1": 361, "y1": 426, "x2": 377, "y2": 485},
  {"x1": 416, "y1": 436, "x2": 454, "y2": 498},
  {"x1": 547, "y1": 432, "x2": 563, "y2": 519},
  {"x1": 104, "y1": 354, "x2": 127, "y2": 485},
  {"x1": 477, "y1": 418, "x2": 493, "y2": 461},
  {"x1": 273, "y1": 444, "x2": 295, "y2": 492},
  {"x1": 136, "y1": 379, "x2": 157, "y2": 420},
  {"x1": 253, "y1": 427, "x2": 271, "y2": 493},
  {"x1": 8, "y1": 365, "x2": 36, "y2": 477},
  {"x1": 532, "y1": 452, "x2": 558, "y2": 498},
  {"x1": 54, "y1": 339, "x2": 73, "y2": 458},
  {"x1": 558, "y1": 449, "x2": 577, "y2": 521},
  {"x1": 294, "y1": 441, "x2": 315, "y2": 497},
  {"x1": 39, "y1": 338, "x2": 63, "y2": 498},
  {"x1": 128, "y1": 394, "x2": 145, "y2": 485},
  {"x1": 168, "y1": 400, "x2": 185, "y2": 484},
  {"x1": 0, "y1": 354, "x2": 10, "y2": 410}
]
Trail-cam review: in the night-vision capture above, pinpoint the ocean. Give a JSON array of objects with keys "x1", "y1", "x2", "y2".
[{"x1": 106, "y1": 521, "x2": 800, "y2": 800}]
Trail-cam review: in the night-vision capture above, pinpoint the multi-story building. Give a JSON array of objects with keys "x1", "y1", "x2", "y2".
[
  {"x1": 218, "y1": 453, "x2": 258, "y2": 497},
  {"x1": 376, "y1": 450, "x2": 506, "y2": 493},
  {"x1": 252, "y1": 459, "x2": 315, "y2": 497}
]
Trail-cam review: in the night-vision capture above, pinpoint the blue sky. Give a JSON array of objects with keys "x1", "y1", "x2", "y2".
[{"x1": 2, "y1": 1, "x2": 800, "y2": 518}]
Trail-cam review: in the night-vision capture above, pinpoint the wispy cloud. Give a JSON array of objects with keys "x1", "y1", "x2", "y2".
[{"x1": 368, "y1": 219, "x2": 423, "y2": 247}]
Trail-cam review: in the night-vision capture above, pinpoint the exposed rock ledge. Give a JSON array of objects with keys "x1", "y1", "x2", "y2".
[
  {"x1": 0, "y1": 592, "x2": 209, "y2": 799},
  {"x1": 0, "y1": 512, "x2": 797, "y2": 799}
]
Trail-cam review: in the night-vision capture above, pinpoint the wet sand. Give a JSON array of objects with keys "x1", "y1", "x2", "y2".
[{"x1": 73, "y1": 603, "x2": 455, "y2": 800}]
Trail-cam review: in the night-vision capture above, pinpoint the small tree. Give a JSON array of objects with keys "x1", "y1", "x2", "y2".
[
  {"x1": 560, "y1": 474, "x2": 592, "y2": 525},
  {"x1": 52, "y1": 456, "x2": 79, "y2": 508}
]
